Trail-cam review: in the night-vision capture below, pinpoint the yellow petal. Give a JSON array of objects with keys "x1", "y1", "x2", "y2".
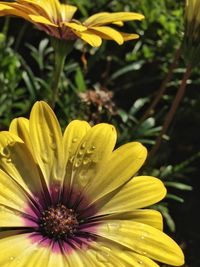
[
  {"x1": 0, "y1": 205, "x2": 32, "y2": 227},
  {"x1": 0, "y1": 169, "x2": 38, "y2": 227},
  {"x1": 69, "y1": 123, "x2": 117, "y2": 192},
  {"x1": 84, "y1": 12, "x2": 145, "y2": 27},
  {"x1": 29, "y1": 101, "x2": 64, "y2": 187},
  {"x1": 86, "y1": 142, "x2": 147, "y2": 204},
  {"x1": 28, "y1": 14, "x2": 58, "y2": 26},
  {"x1": 74, "y1": 31, "x2": 102, "y2": 47},
  {"x1": 9, "y1": 117, "x2": 34, "y2": 158},
  {"x1": 84, "y1": 242, "x2": 128, "y2": 266},
  {"x1": 0, "y1": 131, "x2": 43, "y2": 198},
  {"x1": 16, "y1": 0, "x2": 54, "y2": 21},
  {"x1": 112, "y1": 21, "x2": 124, "y2": 26},
  {"x1": 64, "y1": 249, "x2": 90, "y2": 267},
  {"x1": 60, "y1": 4, "x2": 77, "y2": 21},
  {"x1": 85, "y1": 237, "x2": 160, "y2": 267},
  {"x1": 120, "y1": 31, "x2": 140, "y2": 41},
  {"x1": 83, "y1": 12, "x2": 109, "y2": 25},
  {"x1": 97, "y1": 176, "x2": 166, "y2": 215},
  {"x1": 94, "y1": 220, "x2": 184, "y2": 266},
  {"x1": 63, "y1": 120, "x2": 91, "y2": 189},
  {"x1": 63, "y1": 21, "x2": 87, "y2": 32},
  {"x1": 119, "y1": 251, "x2": 160, "y2": 267},
  {"x1": 103, "y1": 209, "x2": 163, "y2": 231},
  {"x1": 0, "y1": 3, "x2": 30, "y2": 20},
  {"x1": 89, "y1": 26, "x2": 124, "y2": 45},
  {"x1": 0, "y1": 169, "x2": 26, "y2": 211},
  {"x1": 0, "y1": 233, "x2": 68, "y2": 267},
  {"x1": 0, "y1": 3, "x2": 13, "y2": 11}
]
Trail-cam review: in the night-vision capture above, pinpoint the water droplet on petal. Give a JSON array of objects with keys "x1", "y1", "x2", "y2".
[
  {"x1": 1, "y1": 147, "x2": 10, "y2": 158},
  {"x1": 86, "y1": 149, "x2": 93, "y2": 155},
  {"x1": 96, "y1": 246, "x2": 111, "y2": 263},
  {"x1": 78, "y1": 174, "x2": 90, "y2": 187},
  {"x1": 41, "y1": 155, "x2": 49, "y2": 164},
  {"x1": 72, "y1": 138, "x2": 78, "y2": 143},
  {"x1": 50, "y1": 142, "x2": 57, "y2": 150},
  {"x1": 81, "y1": 142, "x2": 86, "y2": 149},
  {"x1": 83, "y1": 158, "x2": 90, "y2": 165},
  {"x1": 107, "y1": 223, "x2": 121, "y2": 232},
  {"x1": 69, "y1": 155, "x2": 75, "y2": 163},
  {"x1": 78, "y1": 151, "x2": 84, "y2": 157},
  {"x1": 74, "y1": 161, "x2": 81, "y2": 168},
  {"x1": 8, "y1": 141, "x2": 15, "y2": 147}
]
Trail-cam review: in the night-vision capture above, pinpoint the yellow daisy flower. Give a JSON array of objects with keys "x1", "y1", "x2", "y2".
[
  {"x1": 0, "y1": 101, "x2": 184, "y2": 266},
  {"x1": 0, "y1": 0, "x2": 144, "y2": 47}
]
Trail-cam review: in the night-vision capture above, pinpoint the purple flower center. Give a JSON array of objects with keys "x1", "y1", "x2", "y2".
[
  {"x1": 39, "y1": 204, "x2": 79, "y2": 240},
  {"x1": 23, "y1": 184, "x2": 100, "y2": 253}
]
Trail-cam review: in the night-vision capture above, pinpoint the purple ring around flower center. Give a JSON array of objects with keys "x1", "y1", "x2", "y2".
[{"x1": 23, "y1": 183, "x2": 99, "y2": 254}]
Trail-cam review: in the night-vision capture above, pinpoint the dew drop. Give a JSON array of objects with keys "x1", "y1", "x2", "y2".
[
  {"x1": 8, "y1": 141, "x2": 16, "y2": 147},
  {"x1": 78, "y1": 174, "x2": 90, "y2": 187},
  {"x1": 138, "y1": 260, "x2": 143, "y2": 265},
  {"x1": 86, "y1": 149, "x2": 93, "y2": 155},
  {"x1": 83, "y1": 158, "x2": 90, "y2": 165},
  {"x1": 72, "y1": 138, "x2": 78, "y2": 143},
  {"x1": 96, "y1": 252, "x2": 108, "y2": 263},
  {"x1": 6, "y1": 158, "x2": 12, "y2": 163},
  {"x1": 0, "y1": 147, "x2": 10, "y2": 158},
  {"x1": 41, "y1": 155, "x2": 49, "y2": 164},
  {"x1": 74, "y1": 161, "x2": 81, "y2": 168},
  {"x1": 96, "y1": 246, "x2": 111, "y2": 263},
  {"x1": 69, "y1": 155, "x2": 75, "y2": 163},
  {"x1": 50, "y1": 142, "x2": 57, "y2": 150},
  {"x1": 78, "y1": 151, "x2": 84, "y2": 157},
  {"x1": 107, "y1": 223, "x2": 121, "y2": 232},
  {"x1": 81, "y1": 142, "x2": 86, "y2": 149},
  {"x1": 9, "y1": 256, "x2": 15, "y2": 261}
]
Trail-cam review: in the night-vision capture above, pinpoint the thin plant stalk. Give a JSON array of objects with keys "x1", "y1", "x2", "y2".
[
  {"x1": 149, "y1": 64, "x2": 192, "y2": 158},
  {"x1": 140, "y1": 47, "x2": 182, "y2": 122},
  {"x1": 50, "y1": 50, "x2": 66, "y2": 108},
  {"x1": 14, "y1": 23, "x2": 28, "y2": 51},
  {"x1": 2, "y1": 17, "x2": 10, "y2": 37}
]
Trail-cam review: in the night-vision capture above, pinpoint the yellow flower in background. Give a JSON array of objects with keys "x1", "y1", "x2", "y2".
[
  {"x1": 0, "y1": 101, "x2": 184, "y2": 266},
  {"x1": 0, "y1": 0, "x2": 144, "y2": 47}
]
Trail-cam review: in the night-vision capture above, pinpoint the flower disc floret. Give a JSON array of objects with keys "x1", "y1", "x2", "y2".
[{"x1": 39, "y1": 204, "x2": 79, "y2": 240}]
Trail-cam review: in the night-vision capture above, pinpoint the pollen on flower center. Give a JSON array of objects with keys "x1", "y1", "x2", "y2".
[{"x1": 39, "y1": 204, "x2": 79, "y2": 240}]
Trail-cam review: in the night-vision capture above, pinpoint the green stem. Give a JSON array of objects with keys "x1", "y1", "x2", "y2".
[
  {"x1": 50, "y1": 50, "x2": 66, "y2": 108},
  {"x1": 14, "y1": 23, "x2": 28, "y2": 51},
  {"x1": 49, "y1": 38, "x2": 74, "y2": 108},
  {"x1": 149, "y1": 64, "x2": 192, "y2": 159},
  {"x1": 2, "y1": 17, "x2": 10, "y2": 38}
]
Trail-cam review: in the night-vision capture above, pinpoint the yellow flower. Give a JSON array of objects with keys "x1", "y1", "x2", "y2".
[
  {"x1": 184, "y1": 0, "x2": 200, "y2": 65},
  {"x1": 0, "y1": 101, "x2": 184, "y2": 267},
  {"x1": 0, "y1": 0, "x2": 144, "y2": 47}
]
